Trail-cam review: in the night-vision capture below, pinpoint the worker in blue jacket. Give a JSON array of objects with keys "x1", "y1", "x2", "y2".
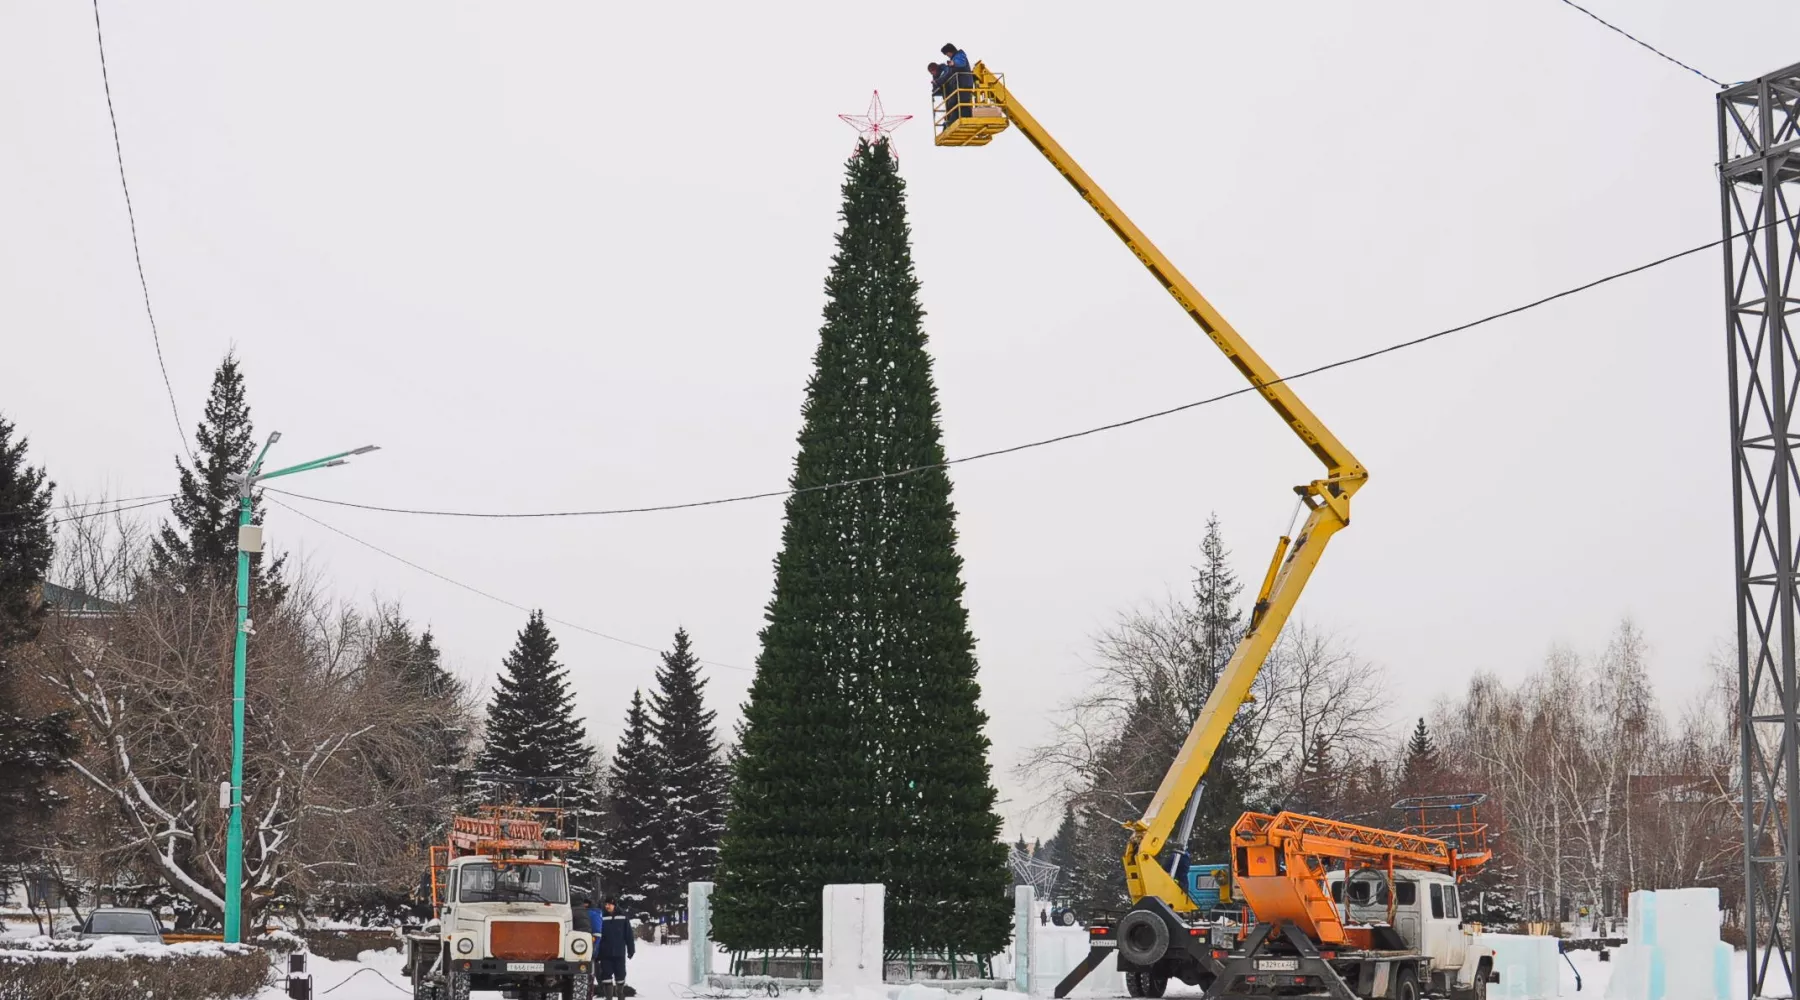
[
  {"x1": 593, "y1": 896, "x2": 635, "y2": 999},
  {"x1": 938, "y1": 43, "x2": 974, "y2": 126}
]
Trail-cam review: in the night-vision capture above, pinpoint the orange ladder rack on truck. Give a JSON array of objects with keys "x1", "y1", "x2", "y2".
[{"x1": 428, "y1": 806, "x2": 581, "y2": 907}]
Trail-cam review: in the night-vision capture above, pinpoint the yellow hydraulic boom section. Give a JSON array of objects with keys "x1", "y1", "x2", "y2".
[{"x1": 937, "y1": 64, "x2": 1368, "y2": 912}]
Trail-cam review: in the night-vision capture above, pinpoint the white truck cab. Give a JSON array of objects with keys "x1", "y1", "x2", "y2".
[
  {"x1": 1328, "y1": 869, "x2": 1490, "y2": 998},
  {"x1": 407, "y1": 854, "x2": 593, "y2": 1000}
]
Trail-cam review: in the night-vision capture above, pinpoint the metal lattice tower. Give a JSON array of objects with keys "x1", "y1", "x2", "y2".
[
  {"x1": 1722, "y1": 60, "x2": 1800, "y2": 1000},
  {"x1": 1007, "y1": 845, "x2": 1061, "y2": 895}
]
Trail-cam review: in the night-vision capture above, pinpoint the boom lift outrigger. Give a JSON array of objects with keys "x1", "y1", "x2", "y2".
[{"x1": 934, "y1": 63, "x2": 1374, "y2": 996}]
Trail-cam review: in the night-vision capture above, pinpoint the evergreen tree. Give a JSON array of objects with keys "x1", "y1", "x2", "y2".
[
  {"x1": 1400, "y1": 717, "x2": 1439, "y2": 796},
  {"x1": 1040, "y1": 804, "x2": 1076, "y2": 877},
  {"x1": 472, "y1": 612, "x2": 601, "y2": 876},
  {"x1": 0, "y1": 416, "x2": 76, "y2": 867},
  {"x1": 1291, "y1": 733, "x2": 1338, "y2": 816},
  {"x1": 714, "y1": 139, "x2": 1010, "y2": 955},
  {"x1": 149, "y1": 353, "x2": 284, "y2": 599},
  {"x1": 647, "y1": 628, "x2": 726, "y2": 905},
  {"x1": 605, "y1": 689, "x2": 667, "y2": 911},
  {"x1": 373, "y1": 619, "x2": 470, "y2": 816},
  {"x1": 1176, "y1": 515, "x2": 1254, "y2": 857}
]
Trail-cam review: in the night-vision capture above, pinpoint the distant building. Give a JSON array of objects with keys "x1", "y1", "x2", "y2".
[{"x1": 37, "y1": 582, "x2": 123, "y2": 619}]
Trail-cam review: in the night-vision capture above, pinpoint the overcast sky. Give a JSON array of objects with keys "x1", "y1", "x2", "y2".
[{"x1": 4, "y1": 2, "x2": 1797, "y2": 838}]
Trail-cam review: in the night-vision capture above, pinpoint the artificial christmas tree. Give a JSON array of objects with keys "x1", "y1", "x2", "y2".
[{"x1": 713, "y1": 138, "x2": 1009, "y2": 956}]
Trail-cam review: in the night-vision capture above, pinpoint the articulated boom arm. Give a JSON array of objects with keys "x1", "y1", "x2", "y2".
[
  {"x1": 1235, "y1": 812, "x2": 1472, "y2": 875},
  {"x1": 945, "y1": 63, "x2": 1369, "y2": 911}
]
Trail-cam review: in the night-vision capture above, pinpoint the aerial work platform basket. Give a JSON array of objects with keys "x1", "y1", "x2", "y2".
[
  {"x1": 1392, "y1": 792, "x2": 1492, "y2": 871},
  {"x1": 933, "y1": 70, "x2": 1009, "y2": 147}
]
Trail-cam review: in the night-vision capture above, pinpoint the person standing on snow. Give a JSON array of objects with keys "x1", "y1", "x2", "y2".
[{"x1": 594, "y1": 896, "x2": 636, "y2": 999}]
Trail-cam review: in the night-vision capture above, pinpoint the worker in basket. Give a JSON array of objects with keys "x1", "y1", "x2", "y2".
[{"x1": 936, "y1": 43, "x2": 973, "y2": 127}]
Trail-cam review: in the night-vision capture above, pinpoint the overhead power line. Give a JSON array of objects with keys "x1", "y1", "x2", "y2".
[
  {"x1": 269, "y1": 219, "x2": 1768, "y2": 521},
  {"x1": 52, "y1": 495, "x2": 175, "y2": 524},
  {"x1": 0, "y1": 494, "x2": 176, "y2": 536},
  {"x1": 91, "y1": 0, "x2": 193, "y2": 463},
  {"x1": 1553, "y1": 0, "x2": 1724, "y2": 86},
  {"x1": 264, "y1": 497, "x2": 752, "y2": 673}
]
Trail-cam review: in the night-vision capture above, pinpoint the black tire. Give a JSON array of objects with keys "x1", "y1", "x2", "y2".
[
  {"x1": 1394, "y1": 966, "x2": 1420, "y2": 1000},
  {"x1": 1125, "y1": 971, "x2": 1144, "y2": 997},
  {"x1": 1056, "y1": 909, "x2": 1077, "y2": 927},
  {"x1": 447, "y1": 968, "x2": 472, "y2": 1000},
  {"x1": 1451, "y1": 963, "x2": 1490, "y2": 1000},
  {"x1": 564, "y1": 975, "x2": 592, "y2": 1000},
  {"x1": 1142, "y1": 974, "x2": 1168, "y2": 998},
  {"x1": 1117, "y1": 910, "x2": 1171, "y2": 967}
]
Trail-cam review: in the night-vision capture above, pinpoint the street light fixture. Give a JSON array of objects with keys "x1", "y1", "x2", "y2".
[{"x1": 223, "y1": 433, "x2": 378, "y2": 944}]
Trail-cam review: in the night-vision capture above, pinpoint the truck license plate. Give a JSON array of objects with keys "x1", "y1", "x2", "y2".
[
  {"x1": 1255, "y1": 959, "x2": 1299, "y2": 972},
  {"x1": 508, "y1": 962, "x2": 546, "y2": 972}
]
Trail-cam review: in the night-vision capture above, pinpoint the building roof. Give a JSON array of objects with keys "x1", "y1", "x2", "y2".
[{"x1": 41, "y1": 582, "x2": 123, "y2": 616}]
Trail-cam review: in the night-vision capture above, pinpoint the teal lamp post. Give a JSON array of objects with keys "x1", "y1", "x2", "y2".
[{"x1": 223, "y1": 432, "x2": 377, "y2": 943}]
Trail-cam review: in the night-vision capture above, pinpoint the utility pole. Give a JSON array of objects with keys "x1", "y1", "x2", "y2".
[{"x1": 223, "y1": 432, "x2": 377, "y2": 944}]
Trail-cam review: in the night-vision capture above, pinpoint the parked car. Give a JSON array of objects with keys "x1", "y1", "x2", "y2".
[{"x1": 76, "y1": 907, "x2": 165, "y2": 944}]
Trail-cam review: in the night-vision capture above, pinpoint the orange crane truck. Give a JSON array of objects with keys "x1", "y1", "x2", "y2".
[
  {"x1": 1187, "y1": 798, "x2": 1500, "y2": 1000},
  {"x1": 402, "y1": 806, "x2": 594, "y2": 1000}
]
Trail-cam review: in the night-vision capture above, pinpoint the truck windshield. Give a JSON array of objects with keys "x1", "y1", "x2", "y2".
[
  {"x1": 458, "y1": 863, "x2": 568, "y2": 904},
  {"x1": 86, "y1": 912, "x2": 158, "y2": 935}
]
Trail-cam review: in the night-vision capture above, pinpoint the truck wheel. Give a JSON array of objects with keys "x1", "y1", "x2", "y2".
[
  {"x1": 1125, "y1": 972, "x2": 1144, "y2": 997},
  {"x1": 564, "y1": 975, "x2": 592, "y2": 1000},
  {"x1": 1116, "y1": 911, "x2": 1171, "y2": 967},
  {"x1": 447, "y1": 969, "x2": 472, "y2": 1000},
  {"x1": 1056, "y1": 909, "x2": 1077, "y2": 927},
  {"x1": 1394, "y1": 966, "x2": 1420, "y2": 1000}
]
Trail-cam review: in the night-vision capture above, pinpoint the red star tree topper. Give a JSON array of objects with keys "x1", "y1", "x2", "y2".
[{"x1": 839, "y1": 90, "x2": 912, "y2": 154}]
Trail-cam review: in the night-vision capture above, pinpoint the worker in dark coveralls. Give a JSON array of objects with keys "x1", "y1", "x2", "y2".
[
  {"x1": 594, "y1": 896, "x2": 636, "y2": 999},
  {"x1": 937, "y1": 43, "x2": 974, "y2": 126}
]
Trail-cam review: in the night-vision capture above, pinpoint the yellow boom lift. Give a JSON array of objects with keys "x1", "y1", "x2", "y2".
[{"x1": 934, "y1": 63, "x2": 1377, "y2": 997}]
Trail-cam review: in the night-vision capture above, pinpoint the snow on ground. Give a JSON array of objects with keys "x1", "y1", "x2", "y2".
[
  {"x1": 259, "y1": 941, "x2": 705, "y2": 1000},
  {"x1": 249, "y1": 936, "x2": 1791, "y2": 1000}
]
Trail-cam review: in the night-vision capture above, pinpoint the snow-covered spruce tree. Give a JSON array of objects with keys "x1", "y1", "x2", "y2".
[
  {"x1": 648, "y1": 628, "x2": 726, "y2": 904},
  {"x1": 0, "y1": 415, "x2": 76, "y2": 868},
  {"x1": 149, "y1": 352, "x2": 284, "y2": 600},
  {"x1": 473, "y1": 611, "x2": 603, "y2": 883},
  {"x1": 371, "y1": 620, "x2": 471, "y2": 827},
  {"x1": 605, "y1": 689, "x2": 667, "y2": 911},
  {"x1": 713, "y1": 138, "x2": 1010, "y2": 956}
]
